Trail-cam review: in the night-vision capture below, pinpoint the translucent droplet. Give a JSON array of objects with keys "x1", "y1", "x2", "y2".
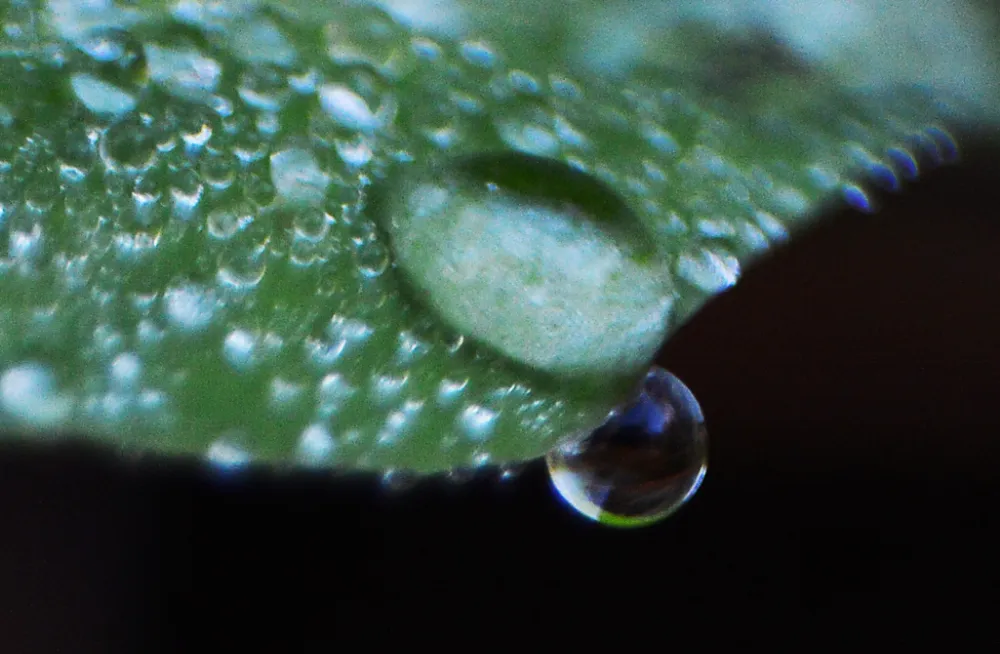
[
  {"x1": 355, "y1": 236, "x2": 390, "y2": 278},
  {"x1": 843, "y1": 183, "x2": 874, "y2": 212},
  {"x1": 319, "y1": 84, "x2": 380, "y2": 133},
  {"x1": 207, "y1": 206, "x2": 252, "y2": 240},
  {"x1": 676, "y1": 248, "x2": 740, "y2": 293},
  {"x1": 270, "y1": 148, "x2": 330, "y2": 205},
  {"x1": 145, "y1": 44, "x2": 222, "y2": 101},
  {"x1": 458, "y1": 404, "x2": 498, "y2": 442},
  {"x1": 163, "y1": 283, "x2": 218, "y2": 332},
  {"x1": 109, "y1": 352, "x2": 142, "y2": 390},
  {"x1": 217, "y1": 246, "x2": 268, "y2": 291},
  {"x1": 372, "y1": 152, "x2": 674, "y2": 378},
  {"x1": 459, "y1": 40, "x2": 497, "y2": 68},
  {"x1": 238, "y1": 67, "x2": 291, "y2": 112},
  {"x1": 296, "y1": 423, "x2": 336, "y2": 464},
  {"x1": 0, "y1": 363, "x2": 74, "y2": 429},
  {"x1": 200, "y1": 151, "x2": 238, "y2": 190},
  {"x1": 222, "y1": 329, "x2": 258, "y2": 371},
  {"x1": 70, "y1": 73, "x2": 137, "y2": 117},
  {"x1": 317, "y1": 372, "x2": 356, "y2": 415},
  {"x1": 292, "y1": 208, "x2": 332, "y2": 242},
  {"x1": 207, "y1": 433, "x2": 252, "y2": 471},
  {"x1": 100, "y1": 116, "x2": 159, "y2": 175},
  {"x1": 225, "y1": 18, "x2": 297, "y2": 67},
  {"x1": 546, "y1": 367, "x2": 707, "y2": 528}
]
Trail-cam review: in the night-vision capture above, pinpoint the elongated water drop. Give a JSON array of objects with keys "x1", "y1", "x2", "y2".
[
  {"x1": 546, "y1": 367, "x2": 707, "y2": 527},
  {"x1": 371, "y1": 152, "x2": 675, "y2": 391}
]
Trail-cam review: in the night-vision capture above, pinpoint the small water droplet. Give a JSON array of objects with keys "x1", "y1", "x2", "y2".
[
  {"x1": 217, "y1": 247, "x2": 268, "y2": 291},
  {"x1": 437, "y1": 377, "x2": 468, "y2": 406},
  {"x1": 459, "y1": 40, "x2": 497, "y2": 68},
  {"x1": 109, "y1": 352, "x2": 142, "y2": 390},
  {"x1": 207, "y1": 206, "x2": 252, "y2": 240},
  {"x1": 296, "y1": 423, "x2": 336, "y2": 464},
  {"x1": 546, "y1": 367, "x2": 707, "y2": 527},
  {"x1": 238, "y1": 67, "x2": 291, "y2": 112},
  {"x1": 200, "y1": 150, "x2": 238, "y2": 190},
  {"x1": 270, "y1": 147, "x2": 330, "y2": 205},
  {"x1": 100, "y1": 116, "x2": 159, "y2": 174},
  {"x1": 164, "y1": 283, "x2": 218, "y2": 332},
  {"x1": 676, "y1": 248, "x2": 740, "y2": 293},
  {"x1": 381, "y1": 468, "x2": 418, "y2": 492},
  {"x1": 145, "y1": 44, "x2": 222, "y2": 101},
  {"x1": 354, "y1": 236, "x2": 390, "y2": 278},
  {"x1": 70, "y1": 74, "x2": 137, "y2": 117},
  {"x1": 317, "y1": 372, "x2": 356, "y2": 415},
  {"x1": 0, "y1": 363, "x2": 73, "y2": 429},
  {"x1": 207, "y1": 433, "x2": 252, "y2": 471},
  {"x1": 223, "y1": 329, "x2": 258, "y2": 371},
  {"x1": 319, "y1": 84, "x2": 380, "y2": 133},
  {"x1": 843, "y1": 183, "x2": 874, "y2": 212},
  {"x1": 458, "y1": 404, "x2": 498, "y2": 442}
]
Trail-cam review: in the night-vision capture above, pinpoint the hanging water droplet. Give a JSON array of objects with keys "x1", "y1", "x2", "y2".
[
  {"x1": 370, "y1": 151, "x2": 674, "y2": 379},
  {"x1": 546, "y1": 367, "x2": 707, "y2": 528}
]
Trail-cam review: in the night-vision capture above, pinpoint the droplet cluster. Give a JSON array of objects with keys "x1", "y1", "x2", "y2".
[{"x1": 0, "y1": 1, "x2": 955, "y2": 473}]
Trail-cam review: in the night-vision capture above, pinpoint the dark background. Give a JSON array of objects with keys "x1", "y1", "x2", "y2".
[{"x1": 1, "y1": 132, "x2": 999, "y2": 650}]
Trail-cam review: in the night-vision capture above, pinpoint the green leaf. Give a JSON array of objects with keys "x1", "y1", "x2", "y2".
[{"x1": 0, "y1": 0, "x2": 985, "y2": 474}]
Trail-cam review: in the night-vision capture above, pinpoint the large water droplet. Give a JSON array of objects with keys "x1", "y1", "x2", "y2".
[
  {"x1": 546, "y1": 367, "x2": 707, "y2": 528},
  {"x1": 371, "y1": 152, "x2": 674, "y2": 379}
]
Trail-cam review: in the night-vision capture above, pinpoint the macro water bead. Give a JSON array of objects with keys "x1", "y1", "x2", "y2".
[
  {"x1": 371, "y1": 152, "x2": 676, "y2": 380},
  {"x1": 547, "y1": 368, "x2": 708, "y2": 527}
]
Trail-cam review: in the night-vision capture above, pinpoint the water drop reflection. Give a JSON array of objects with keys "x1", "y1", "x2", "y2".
[{"x1": 546, "y1": 367, "x2": 707, "y2": 527}]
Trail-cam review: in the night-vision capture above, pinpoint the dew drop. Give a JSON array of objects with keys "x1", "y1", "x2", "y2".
[
  {"x1": 0, "y1": 363, "x2": 74, "y2": 429},
  {"x1": 200, "y1": 150, "x2": 238, "y2": 190},
  {"x1": 145, "y1": 44, "x2": 222, "y2": 101},
  {"x1": 459, "y1": 40, "x2": 497, "y2": 68},
  {"x1": 317, "y1": 372, "x2": 356, "y2": 415},
  {"x1": 546, "y1": 367, "x2": 707, "y2": 527},
  {"x1": 163, "y1": 283, "x2": 218, "y2": 333},
  {"x1": 207, "y1": 206, "x2": 252, "y2": 240},
  {"x1": 238, "y1": 67, "x2": 291, "y2": 112},
  {"x1": 296, "y1": 423, "x2": 336, "y2": 464},
  {"x1": 372, "y1": 152, "x2": 674, "y2": 378},
  {"x1": 222, "y1": 329, "x2": 258, "y2": 371},
  {"x1": 109, "y1": 352, "x2": 142, "y2": 390},
  {"x1": 226, "y1": 18, "x2": 297, "y2": 67},
  {"x1": 70, "y1": 73, "x2": 137, "y2": 117},
  {"x1": 100, "y1": 116, "x2": 159, "y2": 174},
  {"x1": 270, "y1": 147, "x2": 330, "y2": 205},
  {"x1": 318, "y1": 84, "x2": 380, "y2": 133},
  {"x1": 458, "y1": 404, "x2": 498, "y2": 442},
  {"x1": 381, "y1": 468, "x2": 418, "y2": 493},
  {"x1": 843, "y1": 183, "x2": 874, "y2": 212},
  {"x1": 354, "y1": 236, "x2": 390, "y2": 278},
  {"x1": 676, "y1": 248, "x2": 740, "y2": 293},
  {"x1": 206, "y1": 433, "x2": 252, "y2": 471}
]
